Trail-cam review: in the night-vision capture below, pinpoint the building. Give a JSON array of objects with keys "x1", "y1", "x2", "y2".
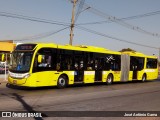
[
  {"x1": 0, "y1": 40, "x2": 16, "y2": 52},
  {"x1": 0, "y1": 40, "x2": 16, "y2": 64}
]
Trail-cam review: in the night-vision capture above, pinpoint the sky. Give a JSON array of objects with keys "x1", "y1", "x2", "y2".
[{"x1": 0, "y1": 0, "x2": 160, "y2": 56}]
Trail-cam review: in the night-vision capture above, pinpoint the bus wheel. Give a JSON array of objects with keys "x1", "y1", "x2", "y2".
[
  {"x1": 106, "y1": 74, "x2": 113, "y2": 85},
  {"x1": 57, "y1": 75, "x2": 67, "y2": 89},
  {"x1": 142, "y1": 74, "x2": 146, "y2": 82}
]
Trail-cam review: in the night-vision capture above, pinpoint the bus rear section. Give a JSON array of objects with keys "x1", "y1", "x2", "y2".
[{"x1": 120, "y1": 52, "x2": 158, "y2": 82}]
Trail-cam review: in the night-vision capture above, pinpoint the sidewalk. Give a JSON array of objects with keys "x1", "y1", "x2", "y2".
[{"x1": 0, "y1": 74, "x2": 8, "y2": 83}]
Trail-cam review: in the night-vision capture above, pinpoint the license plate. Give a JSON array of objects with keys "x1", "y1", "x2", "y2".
[{"x1": 13, "y1": 80, "x2": 17, "y2": 84}]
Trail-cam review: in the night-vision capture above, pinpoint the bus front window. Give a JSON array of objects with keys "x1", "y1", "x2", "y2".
[{"x1": 9, "y1": 52, "x2": 33, "y2": 73}]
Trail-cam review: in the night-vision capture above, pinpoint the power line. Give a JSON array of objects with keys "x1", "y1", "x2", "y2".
[
  {"x1": 14, "y1": 27, "x2": 69, "y2": 41},
  {"x1": 1, "y1": 9, "x2": 159, "y2": 39},
  {"x1": 83, "y1": 3, "x2": 160, "y2": 38},
  {"x1": 77, "y1": 10, "x2": 160, "y2": 25},
  {"x1": 0, "y1": 11, "x2": 70, "y2": 26},
  {"x1": 0, "y1": 11, "x2": 71, "y2": 41},
  {"x1": 0, "y1": 8, "x2": 159, "y2": 48},
  {"x1": 121, "y1": 10, "x2": 160, "y2": 20},
  {"x1": 76, "y1": 26, "x2": 158, "y2": 49},
  {"x1": 75, "y1": 0, "x2": 85, "y2": 22}
]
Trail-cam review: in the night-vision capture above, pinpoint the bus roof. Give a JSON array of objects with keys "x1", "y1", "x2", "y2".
[
  {"x1": 58, "y1": 44, "x2": 121, "y2": 54},
  {"x1": 16, "y1": 43, "x2": 157, "y2": 58},
  {"x1": 18, "y1": 43, "x2": 121, "y2": 55},
  {"x1": 121, "y1": 51, "x2": 157, "y2": 58}
]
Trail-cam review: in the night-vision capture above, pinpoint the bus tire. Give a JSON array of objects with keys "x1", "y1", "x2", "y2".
[
  {"x1": 106, "y1": 74, "x2": 113, "y2": 85},
  {"x1": 57, "y1": 75, "x2": 68, "y2": 89},
  {"x1": 142, "y1": 74, "x2": 147, "y2": 82}
]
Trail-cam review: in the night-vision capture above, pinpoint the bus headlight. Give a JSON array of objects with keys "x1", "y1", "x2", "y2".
[
  {"x1": 24, "y1": 73, "x2": 30, "y2": 79},
  {"x1": 8, "y1": 71, "x2": 30, "y2": 79}
]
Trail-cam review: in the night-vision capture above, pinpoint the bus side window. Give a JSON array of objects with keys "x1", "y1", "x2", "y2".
[
  {"x1": 56, "y1": 50, "x2": 73, "y2": 71},
  {"x1": 73, "y1": 51, "x2": 84, "y2": 71},
  {"x1": 95, "y1": 58, "x2": 104, "y2": 70},
  {"x1": 33, "y1": 48, "x2": 53, "y2": 72},
  {"x1": 112, "y1": 55, "x2": 121, "y2": 71},
  {"x1": 38, "y1": 55, "x2": 52, "y2": 68},
  {"x1": 56, "y1": 63, "x2": 60, "y2": 70},
  {"x1": 74, "y1": 58, "x2": 81, "y2": 70},
  {"x1": 86, "y1": 52, "x2": 94, "y2": 70},
  {"x1": 147, "y1": 58, "x2": 157, "y2": 69},
  {"x1": 74, "y1": 62, "x2": 78, "y2": 70},
  {"x1": 95, "y1": 60, "x2": 98, "y2": 70},
  {"x1": 87, "y1": 60, "x2": 93, "y2": 70}
]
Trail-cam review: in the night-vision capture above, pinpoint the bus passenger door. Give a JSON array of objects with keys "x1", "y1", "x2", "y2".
[
  {"x1": 74, "y1": 53, "x2": 84, "y2": 82},
  {"x1": 132, "y1": 65, "x2": 138, "y2": 79},
  {"x1": 94, "y1": 58, "x2": 103, "y2": 81},
  {"x1": 95, "y1": 70, "x2": 102, "y2": 81},
  {"x1": 74, "y1": 70, "x2": 84, "y2": 82},
  {"x1": 131, "y1": 57, "x2": 142, "y2": 80}
]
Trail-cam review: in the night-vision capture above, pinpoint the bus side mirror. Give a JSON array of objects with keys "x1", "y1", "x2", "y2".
[
  {"x1": 1, "y1": 54, "x2": 5, "y2": 62},
  {"x1": 38, "y1": 55, "x2": 42, "y2": 63}
]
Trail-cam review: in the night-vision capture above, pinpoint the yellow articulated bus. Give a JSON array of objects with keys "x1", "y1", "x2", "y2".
[{"x1": 8, "y1": 43, "x2": 158, "y2": 88}]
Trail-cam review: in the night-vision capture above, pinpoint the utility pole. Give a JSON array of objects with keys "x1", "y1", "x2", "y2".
[
  {"x1": 159, "y1": 48, "x2": 160, "y2": 60},
  {"x1": 69, "y1": 0, "x2": 77, "y2": 45}
]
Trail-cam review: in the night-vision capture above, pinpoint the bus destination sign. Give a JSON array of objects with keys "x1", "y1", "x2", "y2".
[{"x1": 15, "y1": 44, "x2": 37, "y2": 50}]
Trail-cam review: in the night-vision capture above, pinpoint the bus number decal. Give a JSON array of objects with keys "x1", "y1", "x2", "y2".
[
  {"x1": 84, "y1": 71, "x2": 95, "y2": 75},
  {"x1": 144, "y1": 69, "x2": 155, "y2": 72}
]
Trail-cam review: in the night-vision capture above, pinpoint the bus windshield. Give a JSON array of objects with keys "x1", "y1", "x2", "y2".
[{"x1": 9, "y1": 51, "x2": 34, "y2": 73}]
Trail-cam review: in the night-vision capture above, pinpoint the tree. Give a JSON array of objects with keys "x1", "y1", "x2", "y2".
[{"x1": 119, "y1": 48, "x2": 136, "y2": 52}]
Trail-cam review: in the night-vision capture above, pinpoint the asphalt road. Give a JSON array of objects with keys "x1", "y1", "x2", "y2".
[{"x1": 0, "y1": 78, "x2": 160, "y2": 120}]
